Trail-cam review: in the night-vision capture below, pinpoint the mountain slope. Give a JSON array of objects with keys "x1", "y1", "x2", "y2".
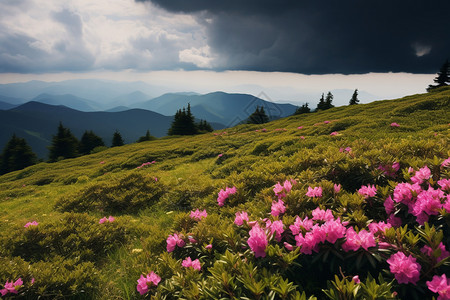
[
  {"x1": 31, "y1": 93, "x2": 102, "y2": 111},
  {"x1": 0, "y1": 88, "x2": 449, "y2": 299}
]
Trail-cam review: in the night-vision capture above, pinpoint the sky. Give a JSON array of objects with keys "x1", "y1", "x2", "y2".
[{"x1": 0, "y1": 0, "x2": 448, "y2": 104}]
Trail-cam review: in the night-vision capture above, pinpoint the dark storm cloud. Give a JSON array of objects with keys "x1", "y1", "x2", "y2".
[{"x1": 141, "y1": 0, "x2": 450, "y2": 74}]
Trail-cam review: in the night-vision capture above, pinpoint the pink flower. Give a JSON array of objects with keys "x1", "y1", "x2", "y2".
[
  {"x1": 384, "y1": 196, "x2": 395, "y2": 215},
  {"x1": 387, "y1": 214, "x2": 402, "y2": 227},
  {"x1": 438, "y1": 179, "x2": 450, "y2": 191},
  {"x1": 108, "y1": 216, "x2": 115, "y2": 222},
  {"x1": 421, "y1": 242, "x2": 450, "y2": 263},
  {"x1": 190, "y1": 209, "x2": 208, "y2": 221},
  {"x1": 334, "y1": 184, "x2": 341, "y2": 193},
  {"x1": 234, "y1": 211, "x2": 249, "y2": 226},
  {"x1": 271, "y1": 199, "x2": 286, "y2": 217},
  {"x1": 411, "y1": 166, "x2": 431, "y2": 184},
  {"x1": 166, "y1": 233, "x2": 185, "y2": 252},
  {"x1": 218, "y1": 153, "x2": 223, "y2": 158},
  {"x1": 342, "y1": 228, "x2": 376, "y2": 252},
  {"x1": 99, "y1": 216, "x2": 114, "y2": 224},
  {"x1": 136, "y1": 272, "x2": 161, "y2": 295},
  {"x1": 284, "y1": 242, "x2": 294, "y2": 251},
  {"x1": 344, "y1": 147, "x2": 352, "y2": 152},
  {"x1": 368, "y1": 221, "x2": 392, "y2": 234},
  {"x1": 297, "y1": 126, "x2": 304, "y2": 129},
  {"x1": 99, "y1": 161, "x2": 105, "y2": 164},
  {"x1": 322, "y1": 218, "x2": 346, "y2": 243},
  {"x1": 295, "y1": 228, "x2": 323, "y2": 255},
  {"x1": 0, "y1": 278, "x2": 23, "y2": 296},
  {"x1": 311, "y1": 207, "x2": 334, "y2": 222},
  {"x1": 390, "y1": 122, "x2": 400, "y2": 127},
  {"x1": 217, "y1": 186, "x2": 237, "y2": 206},
  {"x1": 352, "y1": 276, "x2": 361, "y2": 284},
  {"x1": 267, "y1": 220, "x2": 284, "y2": 242},
  {"x1": 387, "y1": 252, "x2": 421, "y2": 285},
  {"x1": 358, "y1": 184, "x2": 377, "y2": 198},
  {"x1": 427, "y1": 274, "x2": 450, "y2": 300},
  {"x1": 330, "y1": 131, "x2": 338, "y2": 136},
  {"x1": 300, "y1": 136, "x2": 305, "y2": 140},
  {"x1": 247, "y1": 224, "x2": 268, "y2": 258},
  {"x1": 324, "y1": 120, "x2": 330, "y2": 124},
  {"x1": 188, "y1": 236, "x2": 197, "y2": 244},
  {"x1": 182, "y1": 257, "x2": 202, "y2": 271},
  {"x1": 24, "y1": 221, "x2": 38, "y2": 228},
  {"x1": 444, "y1": 195, "x2": 450, "y2": 212},
  {"x1": 290, "y1": 216, "x2": 313, "y2": 235},
  {"x1": 306, "y1": 186, "x2": 322, "y2": 198},
  {"x1": 412, "y1": 187, "x2": 444, "y2": 224},
  {"x1": 442, "y1": 157, "x2": 450, "y2": 168},
  {"x1": 205, "y1": 244, "x2": 212, "y2": 250}
]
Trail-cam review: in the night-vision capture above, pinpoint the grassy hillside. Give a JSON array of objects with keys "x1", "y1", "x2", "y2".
[{"x1": 0, "y1": 88, "x2": 449, "y2": 299}]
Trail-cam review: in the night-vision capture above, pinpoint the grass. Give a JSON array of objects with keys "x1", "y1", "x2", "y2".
[{"x1": 0, "y1": 87, "x2": 449, "y2": 299}]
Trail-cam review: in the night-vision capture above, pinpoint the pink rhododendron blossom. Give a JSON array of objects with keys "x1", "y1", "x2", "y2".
[
  {"x1": 387, "y1": 252, "x2": 421, "y2": 285},
  {"x1": 234, "y1": 211, "x2": 249, "y2": 226},
  {"x1": 444, "y1": 195, "x2": 450, "y2": 212},
  {"x1": 136, "y1": 272, "x2": 161, "y2": 295},
  {"x1": 384, "y1": 196, "x2": 395, "y2": 215},
  {"x1": 441, "y1": 157, "x2": 450, "y2": 168},
  {"x1": 247, "y1": 224, "x2": 268, "y2": 258},
  {"x1": 99, "y1": 216, "x2": 114, "y2": 224},
  {"x1": 438, "y1": 179, "x2": 450, "y2": 191},
  {"x1": 311, "y1": 207, "x2": 334, "y2": 222},
  {"x1": 324, "y1": 120, "x2": 330, "y2": 124},
  {"x1": 289, "y1": 216, "x2": 314, "y2": 235},
  {"x1": 188, "y1": 236, "x2": 197, "y2": 244},
  {"x1": 334, "y1": 184, "x2": 341, "y2": 193},
  {"x1": 368, "y1": 221, "x2": 392, "y2": 234},
  {"x1": 0, "y1": 278, "x2": 23, "y2": 296},
  {"x1": 322, "y1": 218, "x2": 346, "y2": 243},
  {"x1": 166, "y1": 233, "x2": 185, "y2": 252},
  {"x1": 342, "y1": 228, "x2": 376, "y2": 252},
  {"x1": 295, "y1": 228, "x2": 323, "y2": 255},
  {"x1": 412, "y1": 188, "x2": 445, "y2": 224},
  {"x1": 358, "y1": 184, "x2": 377, "y2": 198},
  {"x1": 182, "y1": 257, "x2": 202, "y2": 271},
  {"x1": 24, "y1": 221, "x2": 38, "y2": 228},
  {"x1": 387, "y1": 214, "x2": 402, "y2": 227},
  {"x1": 300, "y1": 136, "x2": 305, "y2": 139},
  {"x1": 284, "y1": 242, "x2": 294, "y2": 251},
  {"x1": 217, "y1": 186, "x2": 237, "y2": 206},
  {"x1": 390, "y1": 122, "x2": 400, "y2": 127},
  {"x1": 190, "y1": 209, "x2": 208, "y2": 220},
  {"x1": 267, "y1": 220, "x2": 284, "y2": 242},
  {"x1": 297, "y1": 126, "x2": 303, "y2": 129},
  {"x1": 421, "y1": 242, "x2": 450, "y2": 263},
  {"x1": 352, "y1": 276, "x2": 361, "y2": 284},
  {"x1": 271, "y1": 199, "x2": 286, "y2": 217},
  {"x1": 427, "y1": 274, "x2": 450, "y2": 300},
  {"x1": 411, "y1": 166, "x2": 431, "y2": 184},
  {"x1": 205, "y1": 244, "x2": 212, "y2": 250},
  {"x1": 330, "y1": 131, "x2": 338, "y2": 136},
  {"x1": 273, "y1": 180, "x2": 295, "y2": 199},
  {"x1": 306, "y1": 186, "x2": 322, "y2": 198}
]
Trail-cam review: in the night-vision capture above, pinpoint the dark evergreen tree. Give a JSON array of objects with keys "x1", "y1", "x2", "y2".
[
  {"x1": 0, "y1": 134, "x2": 37, "y2": 174},
  {"x1": 324, "y1": 91, "x2": 335, "y2": 109},
  {"x1": 111, "y1": 130, "x2": 124, "y2": 147},
  {"x1": 79, "y1": 130, "x2": 105, "y2": 155},
  {"x1": 294, "y1": 103, "x2": 311, "y2": 115},
  {"x1": 196, "y1": 120, "x2": 213, "y2": 133},
  {"x1": 48, "y1": 122, "x2": 79, "y2": 162},
  {"x1": 316, "y1": 93, "x2": 326, "y2": 111},
  {"x1": 247, "y1": 106, "x2": 270, "y2": 124},
  {"x1": 137, "y1": 130, "x2": 156, "y2": 142},
  {"x1": 168, "y1": 103, "x2": 199, "y2": 135},
  {"x1": 427, "y1": 59, "x2": 450, "y2": 92},
  {"x1": 349, "y1": 89, "x2": 359, "y2": 105}
]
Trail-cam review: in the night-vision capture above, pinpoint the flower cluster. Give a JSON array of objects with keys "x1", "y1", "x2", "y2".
[
  {"x1": 358, "y1": 184, "x2": 377, "y2": 199},
  {"x1": 247, "y1": 224, "x2": 268, "y2": 258},
  {"x1": 136, "y1": 272, "x2": 161, "y2": 295},
  {"x1": 24, "y1": 221, "x2": 38, "y2": 228},
  {"x1": 182, "y1": 257, "x2": 202, "y2": 271},
  {"x1": 99, "y1": 216, "x2": 115, "y2": 224},
  {"x1": 190, "y1": 209, "x2": 207, "y2": 221},
  {"x1": 427, "y1": 274, "x2": 450, "y2": 300},
  {"x1": 1, "y1": 278, "x2": 23, "y2": 296},
  {"x1": 217, "y1": 186, "x2": 237, "y2": 206},
  {"x1": 166, "y1": 233, "x2": 185, "y2": 252},
  {"x1": 136, "y1": 161, "x2": 156, "y2": 169},
  {"x1": 306, "y1": 186, "x2": 322, "y2": 198},
  {"x1": 234, "y1": 211, "x2": 249, "y2": 226},
  {"x1": 386, "y1": 252, "x2": 421, "y2": 285}
]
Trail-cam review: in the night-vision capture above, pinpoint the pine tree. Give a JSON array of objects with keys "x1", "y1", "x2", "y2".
[
  {"x1": 247, "y1": 106, "x2": 270, "y2": 124},
  {"x1": 349, "y1": 89, "x2": 359, "y2": 105},
  {"x1": 316, "y1": 93, "x2": 326, "y2": 111},
  {"x1": 0, "y1": 134, "x2": 37, "y2": 174},
  {"x1": 427, "y1": 59, "x2": 450, "y2": 92},
  {"x1": 48, "y1": 122, "x2": 79, "y2": 162},
  {"x1": 111, "y1": 130, "x2": 124, "y2": 147},
  {"x1": 294, "y1": 103, "x2": 311, "y2": 115},
  {"x1": 196, "y1": 120, "x2": 213, "y2": 133},
  {"x1": 168, "y1": 104, "x2": 199, "y2": 135},
  {"x1": 79, "y1": 130, "x2": 105, "y2": 155},
  {"x1": 324, "y1": 92, "x2": 334, "y2": 109},
  {"x1": 137, "y1": 130, "x2": 156, "y2": 142}
]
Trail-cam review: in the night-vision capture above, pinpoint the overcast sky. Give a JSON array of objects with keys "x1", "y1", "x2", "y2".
[{"x1": 0, "y1": 0, "x2": 448, "y2": 103}]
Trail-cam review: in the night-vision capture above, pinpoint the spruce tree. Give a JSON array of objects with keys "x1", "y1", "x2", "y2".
[
  {"x1": 48, "y1": 122, "x2": 79, "y2": 162},
  {"x1": 349, "y1": 89, "x2": 359, "y2": 105},
  {"x1": 324, "y1": 91, "x2": 334, "y2": 109},
  {"x1": 168, "y1": 104, "x2": 199, "y2": 135},
  {"x1": 79, "y1": 130, "x2": 105, "y2": 155},
  {"x1": 316, "y1": 93, "x2": 326, "y2": 111},
  {"x1": 196, "y1": 120, "x2": 213, "y2": 133},
  {"x1": 247, "y1": 106, "x2": 270, "y2": 124},
  {"x1": 294, "y1": 103, "x2": 311, "y2": 115},
  {"x1": 427, "y1": 59, "x2": 450, "y2": 92},
  {"x1": 137, "y1": 130, "x2": 155, "y2": 142},
  {"x1": 111, "y1": 130, "x2": 124, "y2": 147},
  {"x1": 0, "y1": 134, "x2": 37, "y2": 174}
]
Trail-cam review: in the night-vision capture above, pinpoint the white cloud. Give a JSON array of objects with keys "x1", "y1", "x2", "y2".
[
  {"x1": 412, "y1": 42, "x2": 432, "y2": 57},
  {"x1": 179, "y1": 46, "x2": 214, "y2": 68}
]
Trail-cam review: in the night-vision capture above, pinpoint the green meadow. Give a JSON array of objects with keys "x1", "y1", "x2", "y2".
[{"x1": 0, "y1": 87, "x2": 449, "y2": 299}]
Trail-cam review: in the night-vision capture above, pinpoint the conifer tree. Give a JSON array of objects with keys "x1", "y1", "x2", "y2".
[
  {"x1": 79, "y1": 130, "x2": 105, "y2": 155},
  {"x1": 324, "y1": 91, "x2": 335, "y2": 109},
  {"x1": 196, "y1": 120, "x2": 213, "y2": 133},
  {"x1": 427, "y1": 59, "x2": 450, "y2": 92},
  {"x1": 168, "y1": 104, "x2": 199, "y2": 135},
  {"x1": 247, "y1": 106, "x2": 270, "y2": 124},
  {"x1": 111, "y1": 130, "x2": 124, "y2": 147},
  {"x1": 349, "y1": 89, "x2": 359, "y2": 105},
  {"x1": 137, "y1": 130, "x2": 156, "y2": 142},
  {"x1": 48, "y1": 122, "x2": 79, "y2": 162},
  {"x1": 316, "y1": 93, "x2": 326, "y2": 111},
  {"x1": 294, "y1": 103, "x2": 311, "y2": 115},
  {"x1": 0, "y1": 134, "x2": 37, "y2": 174}
]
